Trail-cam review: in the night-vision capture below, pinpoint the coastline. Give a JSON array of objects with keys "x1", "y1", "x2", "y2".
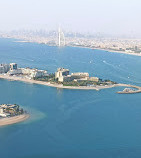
[
  {"x1": 68, "y1": 45, "x2": 141, "y2": 57},
  {"x1": 1, "y1": 36, "x2": 141, "y2": 57},
  {"x1": 93, "y1": 48, "x2": 141, "y2": 57},
  {"x1": 0, "y1": 114, "x2": 30, "y2": 127},
  {"x1": 0, "y1": 74, "x2": 141, "y2": 93},
  {"x1": 2, "y1": 37, "x2": 141, "y2": 57}
]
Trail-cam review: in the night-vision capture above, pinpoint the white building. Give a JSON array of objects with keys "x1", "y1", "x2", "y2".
[
  {"x1": 0, "y1": 108, "x2": 10, "y2": 117},
  {"x1": 89, "y1": 77, "x2": 99, "y2": 82},
  {"x1": 10, "y1": 63, "x2": 18, "y2": 70},
  {"x1": 7, "y1": 63, "x2": 22, "y2": 75},
  {"x1": 0, "y1": 108, "x2": 3, "y2": 114},
  {"x1": 30, "y1": 69, "x2": 48, "y2": 78},
  {"x1": 71, "y1": 72, "x2": 89, "y2": 78},
  {"x1": 21, "y1": 68, "x2": 48, "y2": 79},
  {"x1": 58, "y1": 28, "x2": 65, "y2": 47},
  {"x1": 8, "y1": 69, "x2": 22, "y2": 75},
  {"x1": 55, "y1": 68, "x2": 69, "y2": 82}
]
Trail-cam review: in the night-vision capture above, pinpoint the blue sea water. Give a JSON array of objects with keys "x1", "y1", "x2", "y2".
[{"x1": 0, "y1": 38, "x2": 141, "y2": 158}]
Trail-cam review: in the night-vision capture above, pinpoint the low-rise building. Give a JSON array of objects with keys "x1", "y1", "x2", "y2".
[
  {"x1": 21, "y1": 68, "x2": 48, "y2": 79},
  {"x1": 30, "y1": 69, "x2": 48, "y2": 78},
  {"x1": 8, "y1": 69, "x2": 22, "y2": 75},
  {"x1": 0, "y1": 108, "x2": 3, "y2": 114},
  {"x1": 71, "y1": 72, "x2": 89, "y2": 78},
  {"x1": 0, "y1": 104, "x2": 24, "y2": 117},
  {"x1": 74, "y1": 77, "x2": 88, "y2": 82},
  {"x1": 89, "y1": 77, "x2": 99, "y2": 82},
  {"x1": 0, "y1": 107, "x2": 10, "y2": 117},
  {"x1": 55, "y1": 68, "x2": 99, "y2": 83}
]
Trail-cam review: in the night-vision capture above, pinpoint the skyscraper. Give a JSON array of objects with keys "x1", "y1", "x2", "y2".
[{"x1": 58, "y1": 28, "x2": 65, "y2": 47}]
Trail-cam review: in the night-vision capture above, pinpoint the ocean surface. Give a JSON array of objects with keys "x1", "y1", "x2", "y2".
[{"x1": 0, "y1": 38, "x2": 141, "y2": 158}]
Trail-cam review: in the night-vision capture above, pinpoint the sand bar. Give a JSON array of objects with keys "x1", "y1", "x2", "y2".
[{"x1": 0, "y1": 114, "x2": 30, "y2": 127}]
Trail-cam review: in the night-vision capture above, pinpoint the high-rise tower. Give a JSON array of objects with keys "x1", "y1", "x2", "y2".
[{"x1": 58, "y1": 28, "x2": 65, "y2": 47}]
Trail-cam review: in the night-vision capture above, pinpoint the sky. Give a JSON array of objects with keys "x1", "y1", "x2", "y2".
[{"x1": 0, "y1": 0, "x2": 141, "y2": 36}]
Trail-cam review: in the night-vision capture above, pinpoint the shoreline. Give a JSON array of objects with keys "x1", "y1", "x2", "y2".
[
  {"x1": 94, "y1": 48, "x2": 141, "y2": 57},
  {"x1": 0, "y1": 74, "x2": 116, "y2": 90},
  {"x1": 68, "y1": 45, "x2": 141, "y2": 57},
  {"x1": 15, "y1": 40, "x2": 141, "y2": 57},
  {"x1": 0, "y1": 114, "x2": 30, "y2": 127},
  {"x1": 0, "y1": 74, "x2": 141, "y2": 93},
  {"x1": 1, "y1": 37, "x2": 141, "y2": 57}
]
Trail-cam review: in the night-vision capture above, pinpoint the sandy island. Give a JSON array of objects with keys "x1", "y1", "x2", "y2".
[
  {"x1": 0, "y1": 114, "x2": 30, "y2": 127},
  {"x1": 0, "y1": 74, "x2": 141, "y2": 94}
]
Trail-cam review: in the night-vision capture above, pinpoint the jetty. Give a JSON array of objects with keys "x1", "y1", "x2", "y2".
[{"x1": 117, "y1": 84, "x2": 141, "y2": 94}]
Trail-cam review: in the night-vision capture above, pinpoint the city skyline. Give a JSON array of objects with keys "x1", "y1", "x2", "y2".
[{"x1": 0, "y1": 0, "x2": 141, "y2": 37}]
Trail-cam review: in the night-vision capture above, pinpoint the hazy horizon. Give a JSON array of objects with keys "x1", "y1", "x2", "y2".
[{"x1": 1, "y1": 0, "x2": 141, "y2": 36}]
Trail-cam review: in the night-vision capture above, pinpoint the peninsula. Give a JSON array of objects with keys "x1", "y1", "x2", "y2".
[
  {"x1": 0, "y1": 63, "x2": 141, "y2": 94},
  {"x1": 0, "y1": 104, "x2": 29, "y2": 126}
]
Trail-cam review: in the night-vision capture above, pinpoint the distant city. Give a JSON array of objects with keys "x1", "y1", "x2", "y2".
[{"x1": 0, "y1": 29, "x2": 141, "y2": 55}]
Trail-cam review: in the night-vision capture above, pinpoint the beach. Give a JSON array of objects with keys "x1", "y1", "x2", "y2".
[
  {"x1": 97, "y1": 48, "x2": 141, "y2": 57},
  {"x1": 0, "y1": 114, "x2": 30, "y2": 127},
  {"x1": 0, "y1": 74, "x2": 119, "y2": 90},
  {"x1": 65, "y1": 45, "x2": 141, "y2": 57}
]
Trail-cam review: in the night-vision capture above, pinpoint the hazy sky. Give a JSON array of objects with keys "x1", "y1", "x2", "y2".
[{"x1": 0, "y1": 0, "x2": 141, "y2": 35}]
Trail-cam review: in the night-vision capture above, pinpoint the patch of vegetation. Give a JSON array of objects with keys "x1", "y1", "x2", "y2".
[
  {"x1": 34, "y1": 73, "x2": 57, "y2": 82},
  {"x1": 63, "y1": 80, "x2": 117, "y2": 87}
]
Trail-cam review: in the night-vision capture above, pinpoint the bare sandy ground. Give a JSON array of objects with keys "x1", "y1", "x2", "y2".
[{"x1": 0, "y1": 114, "x2": 30, "y2": 127}]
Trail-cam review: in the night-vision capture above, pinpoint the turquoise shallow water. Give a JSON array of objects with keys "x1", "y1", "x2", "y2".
[{"x1": 0, "y1": 38, "x2": 141, "y2": 158}]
